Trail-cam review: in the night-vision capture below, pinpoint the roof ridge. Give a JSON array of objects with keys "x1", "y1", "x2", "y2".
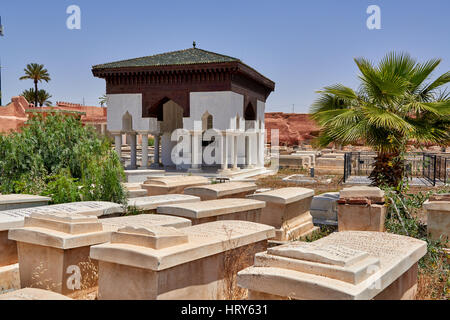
[
  {"x1": 92, "y1": 47, "x2": 240, "y2": 69},
  {"x1": 194, "y1": 48, "x2": 241, "y2": 62}
]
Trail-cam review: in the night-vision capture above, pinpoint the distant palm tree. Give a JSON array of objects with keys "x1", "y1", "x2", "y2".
[
  {"x1": 99, "y1": 94, "x2": 107, "y2": 107},
  {"x1": 19, "y1": 63, "x2": 51, "y2": 107},
  {"x1": 21, "y1": 88, "x2": 52, "y2": 106},
  {"x1": 21, "y1": 88, "x2": 36, "y2": 104},
  {"x1": 37, "y1": 89, "x2": 52, "y2": 106},
  {"x1": 311, "y1": 52, "x2": 450, "y2": 187}
]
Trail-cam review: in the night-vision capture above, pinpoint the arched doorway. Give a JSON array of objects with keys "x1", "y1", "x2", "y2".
[
  {"x1": 244, "y1": 103, "x2": 257, "y2": 168},
  {"x1": 151, "y1": 98, "x2": 184, "y2": 168},
  {"x1": 244, "y1": 103, "x2": 256, "y2": 121},
  {"x1": 121, "y1": 112, "x2": 137, "y2": 169}
]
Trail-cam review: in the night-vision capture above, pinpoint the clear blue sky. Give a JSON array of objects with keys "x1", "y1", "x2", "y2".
[{"x1": 1, "y1": 0, "x2": 449, "y2": 113}]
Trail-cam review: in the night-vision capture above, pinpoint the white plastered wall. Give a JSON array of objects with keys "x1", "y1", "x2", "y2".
[
  {"x1": 185, "y1": 91, "x2": 244, "y2": 130},
  {"x1": 106, "y1": 93, "x2": 158, "y2": 133}
]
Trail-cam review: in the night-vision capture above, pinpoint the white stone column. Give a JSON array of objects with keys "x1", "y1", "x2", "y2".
[
  {"x1": 259, "y1": 131, "x2": 265, "y2": 167},
  {"x1": 257, "y1": 131, "x2": 265, "y2": 168},
  {"x1": 141, "y1": 133, "x2": 149, "y2": 169},
  {"x1": 152, "y1": 133, "x2": 160, "y2": 168},
  {"x1": 114, "y1": 133, "x2": 122, "y2": 162},
  {"x1": 220, "y1": 131, "x2": 229, "y2": 171},
  {"x1": 232, "y1": 135, "x2": 239, "y2": 171},
  {"x1": 190, "y1": 131, "x2": 202, "y2": 171},
  {"x1": 245, "y1": 133, "x2": 255, "y2": 169},
  {"x1": 256, "y1": 131, "x2": 261, "y2": 167},
  {"x1": 130, "y1": 133, "x2": 137, "y2": 169}
]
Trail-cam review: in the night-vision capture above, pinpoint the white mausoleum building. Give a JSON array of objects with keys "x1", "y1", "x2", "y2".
[{"x1": 92, "y1": 46, "x2": 275, "y2": 174}]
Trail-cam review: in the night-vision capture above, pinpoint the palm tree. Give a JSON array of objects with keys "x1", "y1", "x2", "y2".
[
  {"x1": 311, "y1": 52, "x2": 450, "y2": 187},
  {"x1": 99, "y1": 94, "x2": 107, "y2": 107},
  {"x1": 19, "y1": 63, "x2": 51, "y2": 107},
  {"x1": 21, "y1": 89, "x2": 52, "y2": 106},
  {"x1": 37, "y1": 89, "x2": 52, "y2": 106},
  {"x1": 21, "y1": 88, "x2": 36, "y2": 104}
]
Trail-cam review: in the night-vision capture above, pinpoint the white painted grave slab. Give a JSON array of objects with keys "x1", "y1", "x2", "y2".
[
  {"x1": 157, "y1": 198, "x2": 265, "y2": 225},
  {"x1": 91, "y1": 220, "x2": 275, "y2": 300},
  {"x1": 237, "y1": 231, "x2": 426, "y2": 300},
  {"x1": 0, "y1": 201, "x2": 123, "y2": 231},
  {"x1": 0, "y1": 194, "x2": 51, "y2": 211},
  {"x1": 184, "y1": 182, "x2": 258, "y2": 200},
  {"x1": 127, "y1": 194, "x2": 200, "y2": 212}
]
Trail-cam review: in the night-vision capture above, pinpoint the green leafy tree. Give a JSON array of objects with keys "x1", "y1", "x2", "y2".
[
  {"x1": 0, "y1": 112, "x2": 127, "y2": 205},
  {"x1": 19, "y1": 63, "x2": 51, "y2": 107},
  {"x1": 99, "y1": 94, "x2": 107, "y2": 107},
  {"x1": 311, "y1": 52, "x2": 450, "y2": 186},
  {"x1": 22, "y1": 88, "x2": 52, "y2": 106}
]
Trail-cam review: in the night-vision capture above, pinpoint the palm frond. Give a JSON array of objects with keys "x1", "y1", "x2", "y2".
[
  {"x1": 410, "y1": 58, "x2": 441, "y2": 92},
  {"x1": 318, "y1": 84, "x2": 358, "y2": 100},
  {"x1": 362, "y1": 106, "x2": 414, "y2": 133},
  {"x1": 419, "y1": 71, "x2": 450, "y2": 99}
]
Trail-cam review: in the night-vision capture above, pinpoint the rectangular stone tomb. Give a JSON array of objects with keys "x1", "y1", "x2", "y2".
[
  {"x1": 237, "y1": 231, "x2": 427, "y2": 300},
  {"x1": 339, "y1": 186, "x2": 385, "y2": 203},
  {"x1": 424, "y1": 195, "x2": 450, "y2": 244},
  {"x1": 0, "y1": 288, "x2": 72, "y2": 300},
  {"x1": 8, "y1": 212, "x2": 113, "y2": 295},
  {"x1": 0, "y1": 194, "x2": 51, "y2": 211},
  {"x1": 0, "y1": 201, "x2": 124, "y2": 232},
  {"x1": 338, "y1": 187, "x2": 386, "y2": 232},
  {"x1": 123, "y1": 183, "x2": 148, "y2": 199},
  {"x1": 0, "y1": 202, "x2": 119, "y2": 294},
  {"x1": 141, "y1": 176, "x2": 209, "y2": 196},
  {"x1": 247, "y1": 187, "x2": 318, "y2": 241},
  {"x1": 90, "y1": 220, "x2": 275, "y2": 300},
  {"x1": 156, "y1": 198, "x2": 266, "y2": 225},
  {"x1": 127, "y1": 194, "x2": 200, "y2": 213},
  {"x1": 184, "y1": 182, "x2": 258, "y2": 200},
  {"x1": 101, "y1": 213, "x2": 192, "y2": 230},
  {"x1": 277, "y1": 155, "x2": 312, "y2": 169},
  {"x1": 7, "y1": 212, "x2": 192, "y2": 296},
  {"x1": 0, "y1": 201, "x2": 124, "y2": 289},
  {"x1": 310, "y1": 192, "x2": 340, "y2": 226}
]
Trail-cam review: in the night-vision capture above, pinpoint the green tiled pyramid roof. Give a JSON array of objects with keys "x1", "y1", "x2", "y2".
[{"x1": 92, "y1": 48, "x2": 241, "y2": 69}]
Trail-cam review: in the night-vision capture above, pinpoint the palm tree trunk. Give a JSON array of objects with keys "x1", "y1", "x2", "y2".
[
  {"x1": 369, "y1": 151, "x2": 405, "y2": 187},
  {"x1": 34, "y1": 80, "x2": 38, "y2": 108}
]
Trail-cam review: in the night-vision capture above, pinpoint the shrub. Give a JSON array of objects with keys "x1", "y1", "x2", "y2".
[
  {"x1": 0, "y1": 112, "x2": 127, "y2": 205},
  {"x1": 382, "y1": 184, "x2": 449, "y2": 300}
]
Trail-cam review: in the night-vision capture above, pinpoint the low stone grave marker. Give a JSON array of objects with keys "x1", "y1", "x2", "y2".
[
  {"x1": 123, "y1": 183, "x2": 148, "y2": 198},
  {"x1": 424, "y1": 194, "x2": 450, "y2": 258},
  {"x1": 127, "y1": 194, "x2": 200, "y2": 214},
  {"x1": 8, "y1": 211, "x2": 192, "y2": 296},
  {"x1": 0, "y1": 201, "x2": 122, "y2": 292},
  {"x1": 90, "y1": 220, "x2": 275, "y2": 300},
  {"x1": 237, "y1": 231, "x2": 427, "y2": 300},
  {"x1": 0, "y1": 288, "x2": 72, "y2": 300},
  {"x1": 282, "y1": 174, "x2": 332, "y2": 185},
  {"x1": 157, "y1": 198, "x2": 266, "y2": 225},
  {"x1": 9, "y1": 212, "x2": 112, "y2": 295},
  {"x1": 337, "y1": 186, "x2": 386, "y2": 232},
  {"x1": 184, "y1": 182, "x2": 258, "y2": 200},
  {"x1": 310, "y1": 192, "x2": 340, "y2": 226},
  {"x1": 0, "y1": 194, "x2": 51, "y2": 211},
  {"x1": 424, "y1": 193, "x2": 450, "y2": 242},
  {"x1": 247, "y1": 187, "x2": 318, "y2": 241},
  {"x1": 101, "y1": 213, "x2": 192, "y2": 230},
  {"x1": 141, "y1": 175, "x2": 209, "y2": 196}
]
